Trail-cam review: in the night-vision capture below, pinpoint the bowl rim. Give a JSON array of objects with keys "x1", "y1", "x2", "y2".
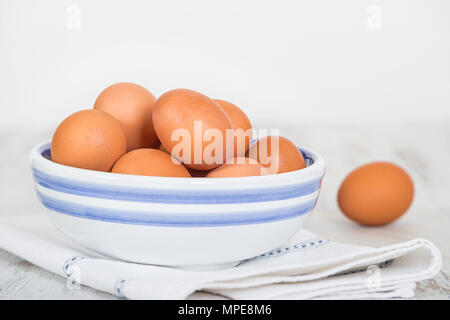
[{"x1": 30, "y1": 140, "x2": 325, "y2": 188}]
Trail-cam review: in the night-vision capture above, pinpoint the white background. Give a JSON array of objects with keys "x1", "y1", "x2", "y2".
[
  {"x1": 1, "y1": 0, "x2": 449, "y2": 130},
  {"x1": 0, "y1": 1, "x2": 449, "y2": 299}
]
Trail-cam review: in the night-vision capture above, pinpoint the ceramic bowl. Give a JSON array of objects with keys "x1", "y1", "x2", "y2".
[{"x1": 30, "y1": 141, "x2": 325, "y2": 269}]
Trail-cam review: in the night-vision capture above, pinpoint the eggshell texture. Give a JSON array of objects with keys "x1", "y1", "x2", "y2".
[
  {"x1": 51, "y1": 109, "x2": 127, "y2": 172},
  {"x1": 337, "y1": 162, "x2": 414, "y2": 226},
  {"x1": 206, "y1": 157, "x2": 268, "y2": 178},
  {"x1": 248, "y1": 135, "x2": 306, "y2": 174},
  {"x1": 213, "y1": 99, "x2": 252, "y2": 157},
  {"x1": 94, "y1": 82, "x2": 159, "y2": 151},
  {"x1": 153, "y1": 89, "x2": 234, "y2": 170},
  {"x1": 111, "y1": 148, "x2": 191, "y2": 177}
]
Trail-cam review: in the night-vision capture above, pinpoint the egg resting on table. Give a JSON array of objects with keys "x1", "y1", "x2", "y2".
[
  {"x1": 51, "y1": 109, "x2": 127, "y2": 172},
  {"x1": 94, "y1": 82, "x2": 159, "y2": 151},
  {"x1": 337, "y1": 162, "x2": 414, "y2": 226}
]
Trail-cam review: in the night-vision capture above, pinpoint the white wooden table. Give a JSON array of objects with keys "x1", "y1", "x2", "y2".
[{"x1": 0, "y1": 122, "x2": 449, "y2": 299}]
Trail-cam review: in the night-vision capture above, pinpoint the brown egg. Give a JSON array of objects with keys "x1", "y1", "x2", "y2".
[
  {"x1": 51, "y1": 109, "x2": 127, "y2": 171},
  {"x1": 248, "y1": 135, "x2": 306, "y2": 174},
  {"x1": 153, "y1": 89, "x2": 234, "y2": 170},
  {"x1": 111, "y1": 148, "x2": 191, "y2": 177},
  {"x1": 206, "y1": 157, "x2": 268, "y2": 178},
  {"x1": 337, "y1": 162, "x2": 414, "y2": 226},
  {"x1": 213, "y1": 99, "x2": 252, "y2": 157},
  {"x1": 94, "y1": 82, "x2": 159, "y2": 151}
]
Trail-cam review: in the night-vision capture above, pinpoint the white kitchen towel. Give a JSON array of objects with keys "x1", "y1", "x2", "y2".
[{"x1": 0, "y1": 212, "x2": 442, "y2": 299}]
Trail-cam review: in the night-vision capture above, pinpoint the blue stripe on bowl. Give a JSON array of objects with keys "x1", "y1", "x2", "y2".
[
  {"x1": 32, "y1": 168, "x2": 322, "y2": 204},
  {"x1": 37, "y1": 191, "x2": 316, "y2": 227}
]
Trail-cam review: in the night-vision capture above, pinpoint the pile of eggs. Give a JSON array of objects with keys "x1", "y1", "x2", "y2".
[
  {"x1": 51, "y1": 82, "x2": 306, "y2": 178},
  {"x1": 50, "y1": 82, "x2": 415, "y2": 226}
]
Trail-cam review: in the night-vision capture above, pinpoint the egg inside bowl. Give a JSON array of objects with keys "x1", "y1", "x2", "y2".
[{"x1": 30, "y1": 141, "x2": 325, "y2": 269}]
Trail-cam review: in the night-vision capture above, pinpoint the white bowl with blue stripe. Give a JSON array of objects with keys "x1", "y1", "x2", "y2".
[{"x1": 30, "y1": 141, "x2": 325, "y2": 269}]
